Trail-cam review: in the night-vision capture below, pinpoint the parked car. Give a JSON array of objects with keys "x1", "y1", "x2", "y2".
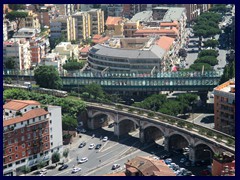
[
  {"x1": 58, "y1": 164, "x2": 68, "y2": 171},
  {"x1": 72, "y1": 167, "x2": 81, "y2": 173},
  {"x1": 40, "y1": 168, "x2": 47, "y2": 175},
  {"x1": 160, "y1": 153, "x2": 172, "y2": 159},
  {"x1": 78, "y1": 142, "x2": 86, "y2": 148},
  {"x1": 102, "y1": 136, "x2": 108, "y2": 142},
  {"x1": 112, "y1": 164, "x2": 120, "y2": 170},
  {"x1": 108, "y1": 123, "x2": 114, "y2": 128},
  {"x1": 95, "y1": 144, "x2": 102, "y2": 149},
  {"x1": 89, "y1": 143, "x2": 95, "y2": 149},
  {"x1": 78, "y1": 157, "x2": 88, "y2": 164}
]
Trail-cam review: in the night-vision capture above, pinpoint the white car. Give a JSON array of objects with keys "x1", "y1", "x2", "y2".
[
  {"x1": 72, "y1": 167, "x2": 81, "y2": 173},
  {"x1": 102, "y1": 136, "x2": 108, "y2": 142},
  {"x1": 112, "y1": 164, "x2": 120, "y2": 170},
  {"x1": 88, "y1": 143, "x2": 95, "y2": 149},
  {"x1": 78, "y1": 157, "x2": 88, "y2": 164},
  {"x1": 153, "y1": 156, "x2": 159, "y2": 160}
]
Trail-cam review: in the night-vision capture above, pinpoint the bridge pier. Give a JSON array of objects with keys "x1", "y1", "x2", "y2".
[
  {"x1": 189, "y1": 145, "x2": 196, "y2": 163},
  {"x1": 164, "y1": 136, "x2": 170, "y2": 152},
  {"x1": 114, "y1": 123, "x2": 120, "y2": 138},
  {"x1": 199, "y1": 91, "x2": 208, "y2": 106},
  {"x1": 139, "y1": 128, "x2": 145, "y2": 143},
  {"x1": 88, "y1": 118, "x2": 94, "y2": 130}
]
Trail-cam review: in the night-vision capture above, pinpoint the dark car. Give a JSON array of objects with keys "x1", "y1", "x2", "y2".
[
  {"x1": 108, "y1": 123, "x2": 114, "y2": 128},
  {"x1": 58, "y1": 164, "x2": 68, "y2": 171},
  {"x1": 95, "y1": 144, "x2": 102, "y2": 149},
  {"x1": 78, "y1": 142, "x2": 86, "y2": 148}
]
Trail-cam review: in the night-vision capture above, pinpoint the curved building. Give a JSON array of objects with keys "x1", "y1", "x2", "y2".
[{"x1": 88, "y1": 37, "x2": 174, "y2": 73}]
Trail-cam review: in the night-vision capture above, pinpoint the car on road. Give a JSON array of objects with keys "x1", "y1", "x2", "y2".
[
  {"x1": 78, "y1": 141, "x2": 86, "y2": 148},
  {"x1": 108, "y1": 123, "x2": 114, "y2": 128},
  {"x1": 112, "y1": 164, "x2": 120, "y2": 170},
  {"x1": 40, "y1": 168, "x2": 47, "y2": 175},
  {"x1": 95, "y1": 144, "x2": 102, "y2": 149},
  {"x1": 58, "y1": 164, "x2": 68, "y2": 171},
  {"x1": 153, "y1": 156, "x2": 160, "y2": 160},
  {"x1": 88, "y1": 143, "x2": 95, "y2": 149},
  {"x1": 102, "y1": 136, "x2": 108, "y2": 142},
  {"x1": 72, "y1": 167, "x2": 81, "y2": 173},
  {"x1": 78, "y1": 157, "x2": 88, "y2": 164}
]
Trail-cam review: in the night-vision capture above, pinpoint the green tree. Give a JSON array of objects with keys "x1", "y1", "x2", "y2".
[
  {"x1": 178, "y1": 48, "x2": 187, "y2": 58},
  {"x1": 209, "y1": 4, "x2": 228, "y2": 13},
  {"x1": 37, "y1": 160, "x2": 47, "y2": 169},
  {"x1": 62, "y1": 115, "x2": 78, "y2": 132},
  {"x1": 203, "y1": 39, "x2": 219, "y2": 48},
  {"x1": 84, "y1": 83, "x2": 105, "y2": 99},
  {"x1": 63, "y1": 149, "x2": 69, "y2": 159},
  {"x1": 5, "y1": 11, "x2": 28, "y2": 31},
  {"x1": 20, "y1": 165, "x2": 31, "y2": 175},
  {"x1": 190, "y1": 63, "x2": 213, "y2": 71},
  {"x1": 195, "y1": 56, "x2": 218, "y2": 66},
  {"x1": 4, "y1": 77, "x2": 12, "y2": 84},
  {"x1": 4, "y1": 57, "x2": 16, "y2": 69},
  {"x1": 8, "y1": 4, "x2": 25, "y2": 10},
  {"x1": 159, "y1": 100, "x2": 182, "y2": 116},
  {"x1": 34, "y1": 65, "x2": 63, "y2": 89},
  {"x1": 62, "y1": 61, "x2": 85, "y2": 71},
  {"x1": 51, "y1": 152, "x2": 60, "y2": 164},
  {"x1": 198, "y1": 49, "x2": 219, "y2": 58}
]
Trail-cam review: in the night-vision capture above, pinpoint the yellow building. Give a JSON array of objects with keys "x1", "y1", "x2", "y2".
[
  {"x1": 213, "y1": 78, "x2": 235, "y2": 136},
  {"x1": 52, "y1": 42, "x2": 79, "y2": 60},
  {"x1": 67, "y1": 9, "x2": 104, "y2": 42},
  {"x1": 123, "y1": 21, "x2": 140, "y2": 37},
  {"x1": 18, "y1": 10, "x2": 41, "y2": 30}
]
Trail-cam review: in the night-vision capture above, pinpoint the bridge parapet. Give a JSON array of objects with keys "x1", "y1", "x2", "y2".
[{"x1": 86, "y1": 102, "x2": 235, "y2": 152}]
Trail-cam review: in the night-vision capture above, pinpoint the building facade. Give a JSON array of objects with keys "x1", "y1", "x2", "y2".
[
  {"x1": 213, "y1": 79, "x2": 235, "y2": 136},
  {"x1": 88, "y1": 9, "x2": 105, "y2": 36},
  {"x1": 50, "y1": 15, "x2": 68, "y2": 40},
  {"x1": 52, "y1": 42, "x2": 79, "y2": 60},
  {"x1": 3, "y1": 100, "x2": 63, "y2": 176},
  {"x1": 3, "y1": 38, "x2": 31, "y2": 70},
  {"x1": 18, "y1": 10, "x2": 41, "y2": 31}
]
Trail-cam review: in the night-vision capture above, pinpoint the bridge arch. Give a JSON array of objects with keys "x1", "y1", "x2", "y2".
[
  {"x1": 118, "y1": 117, "x2": 139, "y2": 136},
  {"x1": 168, "y1": 132, "x2": 190, "y2": 151},
  {"x1": 89, "y1": 111, "x2": 116, "y2": 129},
  {"x1": 194, "y1": 143, "x2": 215, "y2": 163},
  {"x1": 142, "y1": 124, "x2": 165, "y2": 143}
]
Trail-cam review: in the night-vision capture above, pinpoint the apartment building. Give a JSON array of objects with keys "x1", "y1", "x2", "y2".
[
  {"x1": 3, "y1": 100, "x2": 63, "y2": 176},
  {"x1": 107, "y1": 4, "x2": 123, "y2": 17},
  {"x1": 35, "y1": 7, "x2": 51, "y2": 28},
  {"x1": 3, "y1": 38, "x2": 31, "y2": 70},
  {"x1": 105, "y1": 16, "x2": 125, "y2": 36},
  {"x1": 50, "y1": 15, "x2": 68, "y2": 40},
  {"x1": 41, "y1": 52, "x2": 67, "y2": 72},
  {"x1": 213, "y1": 78, "x2": 235, "y2": 136},
  {"x1": 88, "y1": 9, "x2": 105, "y2": 36},
  {"x1": 18, "y1": 10, "x2": 41, "y2": 30}
]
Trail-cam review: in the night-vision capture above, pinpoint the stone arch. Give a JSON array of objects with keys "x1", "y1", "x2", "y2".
[
  {"x1": 143, "y1": 124, "x2": 165, "y2": 143},
  {"x1": 194, "y1": 142, "x2": 215, "y2": 163},
  {"x1": 90, "y1": 111, "x2": 115, "y2": 121},
  {"x1": 194, "y1": 141, "x2": 216, "y2": 154},
  {"x1": 118, "y1": 116, "x2": 139, "y2": 126},
  {"x1": 142, "y1": 123, "x2": 165, "y2": 135},
  {"x1": 168, "y1": 132, "x2": 191, "y2": 150},
  {"x1": 118, "y1": 117, "x2": 139, "y2": 136}
]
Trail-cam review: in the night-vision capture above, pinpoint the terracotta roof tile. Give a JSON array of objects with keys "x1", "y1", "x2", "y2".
[
  {"x1": 106, "y1": 16, "x2": 122, "y2": 26},
  {"x1": 3, "y1": 108, "x2": 48, "y2": 127},
  {"x1": 103, "y1": 172, "x2": 126, "y2": 176},
  {"x1": 80, "y1": 46, "x2": 90, "y2": 53},
  {"x1": 134, "y1": 28, "x2": 179, "y2": 35},
  {"x1": 156, "y1": 36, "x2": 175, "y2": 51},
  {"x1": 3, "y1": 100, "x2": 40, "y2": 111}
]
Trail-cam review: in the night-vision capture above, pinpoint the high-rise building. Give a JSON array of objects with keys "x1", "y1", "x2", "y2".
[
  {"x1": 3, "y1": 100, "x2": 63, "y2": 176},
  {"x1": 213, "y1": 78, "x2": 235, "y2": 136}
]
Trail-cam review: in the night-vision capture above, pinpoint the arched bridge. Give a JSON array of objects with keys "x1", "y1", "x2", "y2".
[
  {"x1": 86, "y1": 102, "x2": 235, "y2": 163},
  {"x1": 3, "y1": 70, "x2": 223, "y2": 92}
]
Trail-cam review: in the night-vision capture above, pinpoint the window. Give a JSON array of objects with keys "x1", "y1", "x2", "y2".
[
  {"x1": 8, "y1": 139, "x2": 11, "y2": 145},
  {"x1": 22, "y1": 151, "x2": 25, "y2": 157},
  {"x1": 33, "y1": 118, "x2": 35, "y2": 123},
  {"x1": 50, "y1": 135, "x2": 53, "y2": 139},
  {"x1": 21, "y1": 122, "x2": 23, "y2": 125},
  {"x1": 45, "y1": 143, "x2": 48, "y2": 147},
  {"x1": 28, "y1": 134, "x2": 31, "y2": 139},
  {"x1": 15, "y1": 138, "x2": 18, "y2": 143},
  {"x1": 27, "y1": 127, "x2": 30, "y2": 131},
  {"x1": 15, "y1": 154, "x2": 18, "y2": 159},
  {"x1": 28, "y1": 142, "x2": 31, "y2": 146},
  {"x1": 21, "y1": 128, "x2": 24, "y2": 133},
  {"x1": 16, "y1": 161, "x2": 20, "y2": 165},
  {"x1": 9, "y1": 156, "x2": 12, "y2": 161},
  {"x1": 24, "y1": 109, "x2": 27, "y2": 112},
  {"x1": 22, "y1": 144, "x2": 25, "y2": 148},
  {"x1": 50, "y1": 120, "x2": 52, "y2": 124},
  {"x1": 45, "y1": 129, "x2": 48, "y2": 133},
  {"x1": 39, "y1": 116, "x2": 41, "y2": 120},
  {"x1": 15, "y1": 146, "x2": 18, "y2": 151},
  {"x1": 45, "y1": 136, "x2": 48, "y2": 140},
  {"x1": 9, "y1": 148, "x2": 12, "y2": 153},
  {"x1": 28, "y1": 150, "x2": 31, "y2": 155},
  {"x1": 14, "y1": 123, "x2": 16, "y2": 127},
  {"x1": 51, "y1": 142, "x2": 53, "y2": 146}
]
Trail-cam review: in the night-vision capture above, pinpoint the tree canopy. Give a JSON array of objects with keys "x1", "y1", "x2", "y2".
[
  {"x1": 189, "y1": 63, "x2": 213, "y2": 71},
  {"x1": 195, "y1": 56, "x2": 218, "y2": 66},
  {"x1": 4, "y1": 57, "x2": 16, "y2": 69},
  {"x1": 62, "y1": 115, "x2": 78, "y2": 131},
  {"x1": 178, "y1": 48, "x2": 187, "y2": 58},
  {"x1": 5, "y1": 11, "x2": 28, "y2": 31},
  {"x1": 62, "y1": 61, "x2": 85, "y2": 71},
  {"x1": 203, "y1": 39, "x2": 219, "y2": 48},
  {"x1": 8, "y1": 4, "x2": 25, "y2": 10},
  {"x1": 209, "y1": 4, "x2": 228, "y2": 13},
  {"x1": 34, "y1": 65, "x2": 63, "y2": 89},
  {"x1": 198, "y1": 49, "x2": 219, "y2": 58},
  {"x1": 159, "y1": 100, "x2": 182, "y2": 116},
  {"x1": 83, "y1": 83, "x2": 105, "y2": 99}
]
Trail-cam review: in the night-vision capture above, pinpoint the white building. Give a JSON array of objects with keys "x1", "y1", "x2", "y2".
[
  {"x1": 3, "y1": 38, "x2": 31, "y2": 70},
  {"x1": 52, "y1": 42, "x2": 79, "y2": 60},
  {"x1": 41, "y1": 52, "x2": 67, "y2": 72}
]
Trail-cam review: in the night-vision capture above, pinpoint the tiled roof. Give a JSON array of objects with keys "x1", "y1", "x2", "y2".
[
  {"x1": 103, "y1": 172, "x2": 126, "y2": 176},
  {"x1": 106, "y1": 16, "x2": 122, "y2": 25},
  {"x1": 3, "y1": 100, "x2": 40, "y2": 111},
  {"x1": 156, "y1": 36, "x2": 175, "y2": 51},
  {"x1": 134, "y1": 28, "x2": 179, "y2": 35},
  {"x1": 80, "y1": 46, "x2": 90, "y2": 53},
  {"x1": 3, "y1": 108, "x2": 48, "y2": 127},
  {"x1": 125, "y1": 156, "x2": 176, "y2": 176},
  {"x1": 160, "y1": 21, "x2": 179, "y2": 27},
  {"x1": 93, "y1": 34, "x2": 102, "y2": 40}
]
